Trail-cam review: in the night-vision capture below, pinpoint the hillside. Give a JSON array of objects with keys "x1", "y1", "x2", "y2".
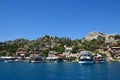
[{"x1": 0, "y1": 32, "x2": 120, "y2": 58}]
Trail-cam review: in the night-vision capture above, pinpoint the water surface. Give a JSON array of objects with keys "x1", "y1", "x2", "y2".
[{"x1": 0, "y1": 62, "x2": 120, "y2": 80}]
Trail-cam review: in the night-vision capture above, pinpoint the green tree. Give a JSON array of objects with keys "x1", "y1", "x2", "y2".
[
  {"x1": 68, "y1": 57, "x2": 76, "y2": 61},
  {"x1": 71, "y1": 46, "x2": 79, "y2": 53},
  {"x1": 41, "y1": 49, "x2": 49, "y2": 57},
  {"x1": 52, "y1": 45, "x2": 65, "y2": 54}
]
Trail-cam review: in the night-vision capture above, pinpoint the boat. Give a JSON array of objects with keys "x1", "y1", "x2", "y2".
[
  {"x1": 4, "y1": 60, "x2": 12, "y2": 63},
  {"x1": 78, "y1": 51, "x2": 94, "y2": 64},
  {"x1": 46, "y1": 56, "x2": 63, "y2": 63},
  {"x1": 94, "y1": 54, "x2": 107, "y2": 63},
  {"x1": 29, "y1": 54, "x2": 43, "y2": 63}
]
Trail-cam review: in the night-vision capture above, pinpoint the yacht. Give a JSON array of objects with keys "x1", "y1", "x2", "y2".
[{"x1": 78, "y1": 51, "x2": 94, "y2": 63}]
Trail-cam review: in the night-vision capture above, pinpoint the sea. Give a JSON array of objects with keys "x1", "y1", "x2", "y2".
[{"x1": 0, "y1": 62, "x2": 120, "y2": 80}]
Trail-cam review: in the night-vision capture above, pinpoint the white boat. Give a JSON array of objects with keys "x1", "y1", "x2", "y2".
[
  {"x1": 78, "y1": 60, "x2": 94, "y2": 63},
  {"x1": 4, "y1": 60, "x2": 12, "y2": 63},
  {"x1": 78, "y1": 51, "x2": 94, "y2": 64}
]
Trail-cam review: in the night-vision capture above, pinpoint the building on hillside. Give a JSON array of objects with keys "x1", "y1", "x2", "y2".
[
  {"x1": 111, "y1": 41, "x2": 118, "y2": 46},
  {"x1": 46, "y1": 51, "x2": 58, "y2": 61},
  {"x1": 46, "y1": 51, "x2": 63, "y2": 62},
  {"x1": 69, "y1": 53, "x2": 79, "y2": 58},
  {"x1": 63, "y1": 47, "x2": 73, "y2": 58},
  {"x1": 111, "y1": 47, "x2": 120, "y2": 59},
  {"x1": 16, "y1": 48, "x2": 27, "y2": 58},
  {"x1": 48, "y1": 51, "x2": 57, "y2": 57},
  {"x1": 114, "y1": 53, "x2": 120, "y2": 59}
]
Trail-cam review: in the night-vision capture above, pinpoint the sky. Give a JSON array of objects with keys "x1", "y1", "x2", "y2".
[{"x1": 0, "y1": 0, "x2": 120, "y2": 42}]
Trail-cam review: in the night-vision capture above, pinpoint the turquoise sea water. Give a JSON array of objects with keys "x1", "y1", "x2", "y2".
[{"x1": 0, "y1": 62, "x2": 120, "y2": 80}]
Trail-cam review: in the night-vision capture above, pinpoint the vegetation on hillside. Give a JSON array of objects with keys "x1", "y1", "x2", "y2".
[{"x1": 0, "y1": 32, "x2": 120, "y2": 57}]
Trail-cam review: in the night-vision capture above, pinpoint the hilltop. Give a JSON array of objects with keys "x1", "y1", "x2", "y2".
[{"x1": 84, "y1": 31, "x2": 119, "y2": 43}]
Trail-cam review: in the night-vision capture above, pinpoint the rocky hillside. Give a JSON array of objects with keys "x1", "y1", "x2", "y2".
[
  {"x1": 84, "y1": 32, "x2": 105, "y2": 41},
  {"x1": 84, "y1": 32, "x2": 120, "y2": 43}
]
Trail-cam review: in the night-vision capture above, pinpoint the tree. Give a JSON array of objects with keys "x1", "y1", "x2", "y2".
[
  {"x1": 52, "y1": 45, "x2": 65, "y2": 54},
  {"x1": 41, "y1": 49, "x2": 49, "y2": 57},
  {"x1": 114, "y1": 35, "x2": 120, "y2": 40},
  {"x1": 71, "y1": 46, "x2": 79, "y2": 54},
  {"x1": 68, "y1": 57, "x2": 76, "y2": 61},
  {"x1": 96, "y1": 36, "x2": 105, "y2": 48}
]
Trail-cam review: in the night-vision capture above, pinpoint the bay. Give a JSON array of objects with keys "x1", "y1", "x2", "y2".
[{"x1": 0, "y1": 62, "x2": 120, "y2": 80}]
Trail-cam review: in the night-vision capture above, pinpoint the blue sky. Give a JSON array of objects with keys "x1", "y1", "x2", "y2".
[{"x1": 0, "y1": 0, "x2": 120, "y2": 41}]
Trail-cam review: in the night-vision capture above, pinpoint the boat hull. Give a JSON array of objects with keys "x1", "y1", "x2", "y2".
[{"x1": 78, "y1": 61, "x2": 94, "y2": 64}]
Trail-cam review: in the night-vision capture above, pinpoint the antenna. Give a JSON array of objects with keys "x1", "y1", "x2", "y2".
[{"x1": 93, "y1": 27, "x2": 97, "y2": 32}]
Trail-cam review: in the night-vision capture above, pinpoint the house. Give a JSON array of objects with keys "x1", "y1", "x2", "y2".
[
  {"x1": 46, "y1": 51, "x2": 58, "y2": 61},
  {"x1": 111, "y1": 47, "x2": 120, "y2": 59},
  {"x1": 63, "y1": 47, "x2": 73, "y2": 58},
  {"x1": 16, "y1": 48, "x2": 27, "y2": 58},
  {"x1": 46, "y1": 51, "x2": 63, "y2": 62},
  {"x1": 29, "y1": 53, "x2": 43, "y2": 62},
  {"x1": 69, "y1": 53, "x2": 79, "y2": 58},
  {"x1": 48, "y1": 51, "x2": 57, "y2": 57}
]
